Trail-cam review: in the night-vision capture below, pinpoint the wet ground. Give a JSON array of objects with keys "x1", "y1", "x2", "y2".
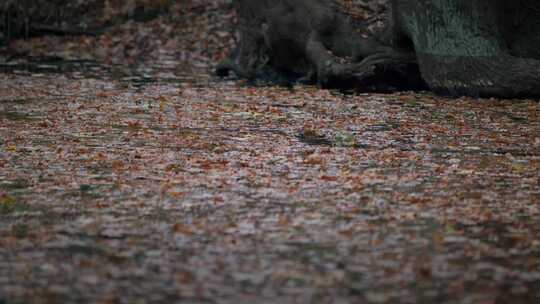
[{"x1": 1, "y1": 59, "x2": 539, "y2": 304}]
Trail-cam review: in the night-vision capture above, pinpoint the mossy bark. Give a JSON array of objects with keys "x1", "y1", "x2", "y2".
[{"x1": 393, "y1": 0, "x2": 540, "y2": 97}]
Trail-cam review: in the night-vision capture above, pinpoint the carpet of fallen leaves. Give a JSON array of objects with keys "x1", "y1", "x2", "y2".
[
  {"x1": 1, "y1": 1, "x2": 540, "y2": 304},
  {"x1": 3, "y1": 0, "x2": 235, "y2": 69}
]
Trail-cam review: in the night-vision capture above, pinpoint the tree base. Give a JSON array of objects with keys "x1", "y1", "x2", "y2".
[{"x1": 219, "y1": 0, "x2": 540, "y2": 98}]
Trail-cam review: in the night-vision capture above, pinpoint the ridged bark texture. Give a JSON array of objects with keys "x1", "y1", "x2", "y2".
[{"x1": 221, "y1": 0, "x2": 540, "y2": 97}]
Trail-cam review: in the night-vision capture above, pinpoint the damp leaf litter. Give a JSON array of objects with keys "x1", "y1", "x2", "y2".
[{"x1": 1, "y1": 1, "x2": 540, "y2": 303}]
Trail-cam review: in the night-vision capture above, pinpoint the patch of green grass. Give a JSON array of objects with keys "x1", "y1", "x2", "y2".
[
  {"x1": 0, "y1": 195, "x2": 30, "y2": 215},
  {"x1": 11, "y1": 223, "x2": 29, "y2": 238},
  {"x1": 333, "y1": 131, "x2": 356, "y2": 147},
  {"x1": 430, "y1": 111, "x2": 444, "y2": 120},
  {"x1": 405, "y1": 100, "x2": 419, "y2": 107}
]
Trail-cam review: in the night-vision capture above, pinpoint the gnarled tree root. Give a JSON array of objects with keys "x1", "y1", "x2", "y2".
[{"x1": 419, "y1": 54, "x2": 540, "y2": 98}]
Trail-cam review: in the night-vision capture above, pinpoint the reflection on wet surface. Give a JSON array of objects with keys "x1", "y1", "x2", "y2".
[{"x1": 0, "y1": 57, "x2": 213, "y2": 87}]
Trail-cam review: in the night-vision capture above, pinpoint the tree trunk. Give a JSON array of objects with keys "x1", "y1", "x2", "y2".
[
  {"x1": 393, "y1": 0, "x2": 540, "y2": 97},
  {"x1": 216, "y1": 0, "x2": 424, "y2": 91},
  {"x1": 219, "y1": 0, "x2": 540, "y2": 98}
]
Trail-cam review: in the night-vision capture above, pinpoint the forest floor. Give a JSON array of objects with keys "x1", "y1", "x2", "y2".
[{"x1": 1, "y1": 1, "x2": 540, "y2": 304}]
